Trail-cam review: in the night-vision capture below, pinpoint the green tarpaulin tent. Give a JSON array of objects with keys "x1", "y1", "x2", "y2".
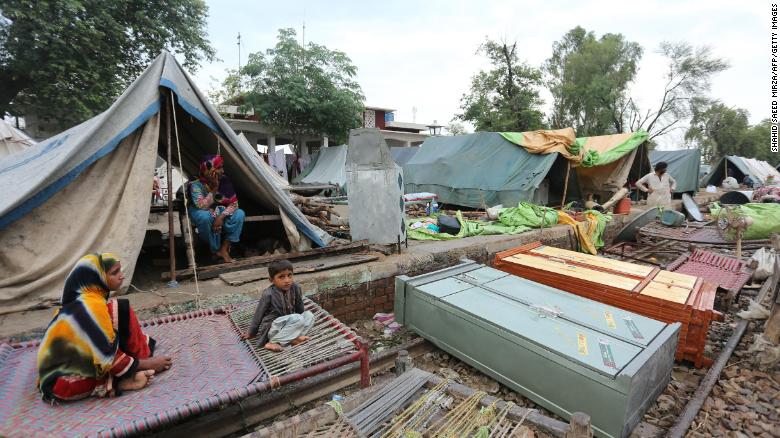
[
  {"x1": 649, "y1": 149, "x2": 701, "y2": 194},
  {"x1": 391, "y1": 147, "x2": 420, "y2": 166},
  {"x1": 403, "y1": 132, "x2": 574, "y2": 208}
]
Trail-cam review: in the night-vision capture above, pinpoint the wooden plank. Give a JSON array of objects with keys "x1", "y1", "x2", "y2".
[
  {"x1": 654, "y1": 270, "x2": 698, "y2": 289},
  {"x1": 219, "y1": 254, "x2": 379, "y2": 286},
  {"x1": 640, "y1": 281, "x2": 692, "y2": 304},
  {"x1": 631, "y1": 267, "x2": 660, "y2": 294},
  {"x1": 162, "y1": 240, "x2": 369, "y2": 281},
  {"x1": 244, "y1": 215, "x2": 282, "y2": 222},
  {"x1": 504, "y1": 253, "x2": 640, "y2": 291},
  {"x1": 532, "y1": 245, "x2": 654, "y2": 277}
]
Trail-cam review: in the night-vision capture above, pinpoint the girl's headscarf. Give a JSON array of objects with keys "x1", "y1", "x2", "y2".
[
  {"x1": 37, "y1": 253, "x2": 121, "y2": 398},
  {"x1": 199, "y1": 154, "x2": 224, "y2": 187},
  {"x1": 198, "y1": 154, "x2": 237, "y2": 206}
]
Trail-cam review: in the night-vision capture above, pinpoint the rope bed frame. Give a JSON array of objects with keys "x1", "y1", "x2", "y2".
[
  {"x1": 0, "y1": 301, "x2": 369, "y2": 438},
  {"x1": 229, "y1": 298, "x2": 363, "y2": 379}
]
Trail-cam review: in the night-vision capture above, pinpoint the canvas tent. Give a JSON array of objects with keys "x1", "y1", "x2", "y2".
[
  {"x1": 0, "y1": 119, "x2": 35, "y2": 158},
  {"x1": 0, "y1": 52, "x2": 330, "y2": 311},
  {"x1": 648, "y1": 149, "x2": 701, "y2": 194},
  {"x1": 572, "y1": 131, "x2": 650, "y2": 203},
  {"x1": 298, "y1": 144, "x2": 348, "y2": 189},
  {"x1": 403, "y1": 132, "x2": 572, "y2": 208},
  {"x1": 701, "y1": 155, "x2": 780, "y2": 187},
  {"x1": 390, "y1": 147, "x2": 419, "y2": 166}
]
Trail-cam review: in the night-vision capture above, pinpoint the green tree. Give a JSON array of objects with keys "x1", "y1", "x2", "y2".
[
  {"x1": 744, "y1": 120, "x2": 774, "y2": 164},
  {"x1": 239, "y1": 28, "x2": 364, "y2": 148},
  {"x1": 685, "y1": 99, "x2": 754, "y2": 162},
  {"x1": 0, "y1": 0, "x2": 216, "y2": 129},
  {"x1": 544, "y1": 27, "x2": 642, "y2": 136},
  {"x1": 457, "y1": 39, "x2": 545, "y2": 132},
  {"x1": 630, "y1": 42, "x2": 729, "y2": 140},
  {"x1": 446, "y1": 120, "x2": 467, "y2": 136}
]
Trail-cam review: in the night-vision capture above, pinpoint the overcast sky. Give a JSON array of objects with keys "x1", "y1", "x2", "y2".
[{"x1": 192, "y1": 0, "x2": 767, "y2": 149}]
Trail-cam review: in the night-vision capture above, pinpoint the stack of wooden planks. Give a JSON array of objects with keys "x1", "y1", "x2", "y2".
[{"x1": 493, "y1": 242, "x2": 722, "y2": 367}]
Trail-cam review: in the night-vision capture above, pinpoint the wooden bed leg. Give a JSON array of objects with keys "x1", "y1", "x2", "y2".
[
  {"x1": 359, "y1": 339, "x2": 371, "y2": 388},
  {"x1": 566, "y1": 412, "x2": 593, "y2": 438}
]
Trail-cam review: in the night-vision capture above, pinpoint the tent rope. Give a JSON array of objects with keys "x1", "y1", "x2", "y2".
[{"x1": 170, "y1": 90, "x2": 202, "y2": 309}]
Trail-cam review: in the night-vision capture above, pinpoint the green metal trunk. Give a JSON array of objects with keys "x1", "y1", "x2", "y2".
[{"x1": 395, "y1": 260, "x2": 680, "y2": 438}]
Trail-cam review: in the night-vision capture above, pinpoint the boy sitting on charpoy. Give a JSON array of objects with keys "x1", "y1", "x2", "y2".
[{"x1": 242, "y1": 260, "x2": 315, "y2": 351}]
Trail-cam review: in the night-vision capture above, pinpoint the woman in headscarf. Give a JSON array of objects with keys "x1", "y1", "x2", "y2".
[
  {"x1": 37, "y1": 253, "x2": 172, "y2": 401},
  {"x1": 188, "y1": 154, "x2": 245, "y2": 263}
]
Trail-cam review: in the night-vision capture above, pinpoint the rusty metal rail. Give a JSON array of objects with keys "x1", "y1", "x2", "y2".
[{"x1": 667, "y1": 266, "x2": 779, "y2": 438}]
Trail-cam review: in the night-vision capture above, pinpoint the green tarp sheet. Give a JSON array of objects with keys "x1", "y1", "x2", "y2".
[
  {"x1": 649, "y1": 149, "x2": 701, "y2": 193},
  {"x1": 710, "y1": 203, "x2": 780, "y2": 240},
  {"x1": 407, "y1": 211, "x2": 531, "y2": 241},
  {"x1": 588, "y1": 210, "x2": 611, "y2": 249},
  {"x1": 500, "y1": 129, "x2": 647, "y2": 168},
  {"x1": 391, "y1": 147, "x2": 420, "y2": 166},
  {"x1": 404, "y1": 132, "x2": 558, "y2": 208},
  {"x1": 498, "y1": 202, "x2": 558, "y2": 228},
  {"x1": 576, "y1": 130, "x2": 648, "y2": 168}
]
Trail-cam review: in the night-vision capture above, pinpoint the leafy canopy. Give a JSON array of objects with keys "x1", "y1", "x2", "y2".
[
  {"x1": 629, "y1": 42, "x2": 729, "y2": 140},
  {"x1": 685, "y1": 99, "x2": 772, "y2": 163},
  {"x1": 445, "y1": 121, "x2": 468, "y2": 136},
  {"x1": 0, "y1": 0, "x2": 216, "y2": 129},
  {"x1": 240, "y1": 28, "x2": 364, "y2": 146},
  {"x1": 545, "y1": 27, "x2": 642, "y2": 136},
  {"x1": 457, "y1": 39, "x2": 545, "y2": 132}
]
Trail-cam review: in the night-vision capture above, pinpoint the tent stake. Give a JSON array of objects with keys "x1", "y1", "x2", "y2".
[
  {"x1": 560, "y1": 162, "x2": 572, "y2": 210},
  {"x1": 166, "y1": 92, "x2": 178, "y2": 287}
]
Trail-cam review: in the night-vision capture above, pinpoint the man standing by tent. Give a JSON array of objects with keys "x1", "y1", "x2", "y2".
[{"x1": 636, "y1": 161, "x2": 676, "y2": 208}]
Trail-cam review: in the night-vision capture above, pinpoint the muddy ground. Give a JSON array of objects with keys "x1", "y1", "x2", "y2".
[{"x1": 6, "y1": 286, "x2": 778, "y2": 438}]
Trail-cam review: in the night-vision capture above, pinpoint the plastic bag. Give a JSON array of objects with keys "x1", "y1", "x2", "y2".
[
  {"x1": 750, "y1": 247, "x2": 776, "y2": 281},
  {"x1": 486, "y1": 204, "x2": 504, "y2": 220}
]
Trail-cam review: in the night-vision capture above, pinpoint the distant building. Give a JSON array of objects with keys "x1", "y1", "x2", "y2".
[
  {"x1": 362, "y1": 106, "x2": 439, "y2": 147},
  {"x1": 217, "y1": 104, "x2": 440, "y2": 176},
  {"x1": 218, "y1": 105, "x2": 327, "y2": 169}
]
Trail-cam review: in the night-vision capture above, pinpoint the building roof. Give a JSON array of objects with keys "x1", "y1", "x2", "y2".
[
  {"x1": 365, "y1": 105, "x2": 396, "y2": 112},
  {"x1": 385, "y1": 120, "x2": 430, "y2": 132}
]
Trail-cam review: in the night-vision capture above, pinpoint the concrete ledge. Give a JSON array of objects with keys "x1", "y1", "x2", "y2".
[{"x1": 0, "y1": 216, "x2": 630, "y2": 339}]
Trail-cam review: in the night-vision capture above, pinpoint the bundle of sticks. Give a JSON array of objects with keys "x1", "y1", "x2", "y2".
[
  {"x1": 292, "y1": 194, "x2": 349, "y2": 235},
  {"x1": 405, "y1": 204, "x2": 429, "y2": 217}
]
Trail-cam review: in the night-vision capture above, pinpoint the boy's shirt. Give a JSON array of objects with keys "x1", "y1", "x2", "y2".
[{"x1": 248, "y1": 283, "x2": 305, "y2": 343}]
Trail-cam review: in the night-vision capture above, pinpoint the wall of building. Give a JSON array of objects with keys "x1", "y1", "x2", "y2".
[{"x1": 303, "y1": 216, "x2": 629, "y2": 322}]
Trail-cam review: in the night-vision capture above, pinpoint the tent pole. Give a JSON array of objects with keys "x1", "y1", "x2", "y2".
[
  {"x1": 560, "y1": 161, "x2": 572, "y2": 210},
  {"x1": 166, "y1": 93, "x2": 177, "y2": 285}
]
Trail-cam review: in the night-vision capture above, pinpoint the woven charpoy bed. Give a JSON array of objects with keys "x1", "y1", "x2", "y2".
[{"x1": 0, "y1": 298, "x2": 368, "y2": 438}]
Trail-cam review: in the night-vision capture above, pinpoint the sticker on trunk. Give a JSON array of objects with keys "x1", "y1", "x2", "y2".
[
  {"x1": 599, "y1": 339, "x2": 617, "y2": 369},
  {"x1": 577, "y1": 333, "x2": 588, "y2": 356},
  {"x1": 604, "y1": 310, "x2": 617, "y2": 329},
  {"x1": 623, "y1": 316, "x2": 645, "y2": 339}
]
